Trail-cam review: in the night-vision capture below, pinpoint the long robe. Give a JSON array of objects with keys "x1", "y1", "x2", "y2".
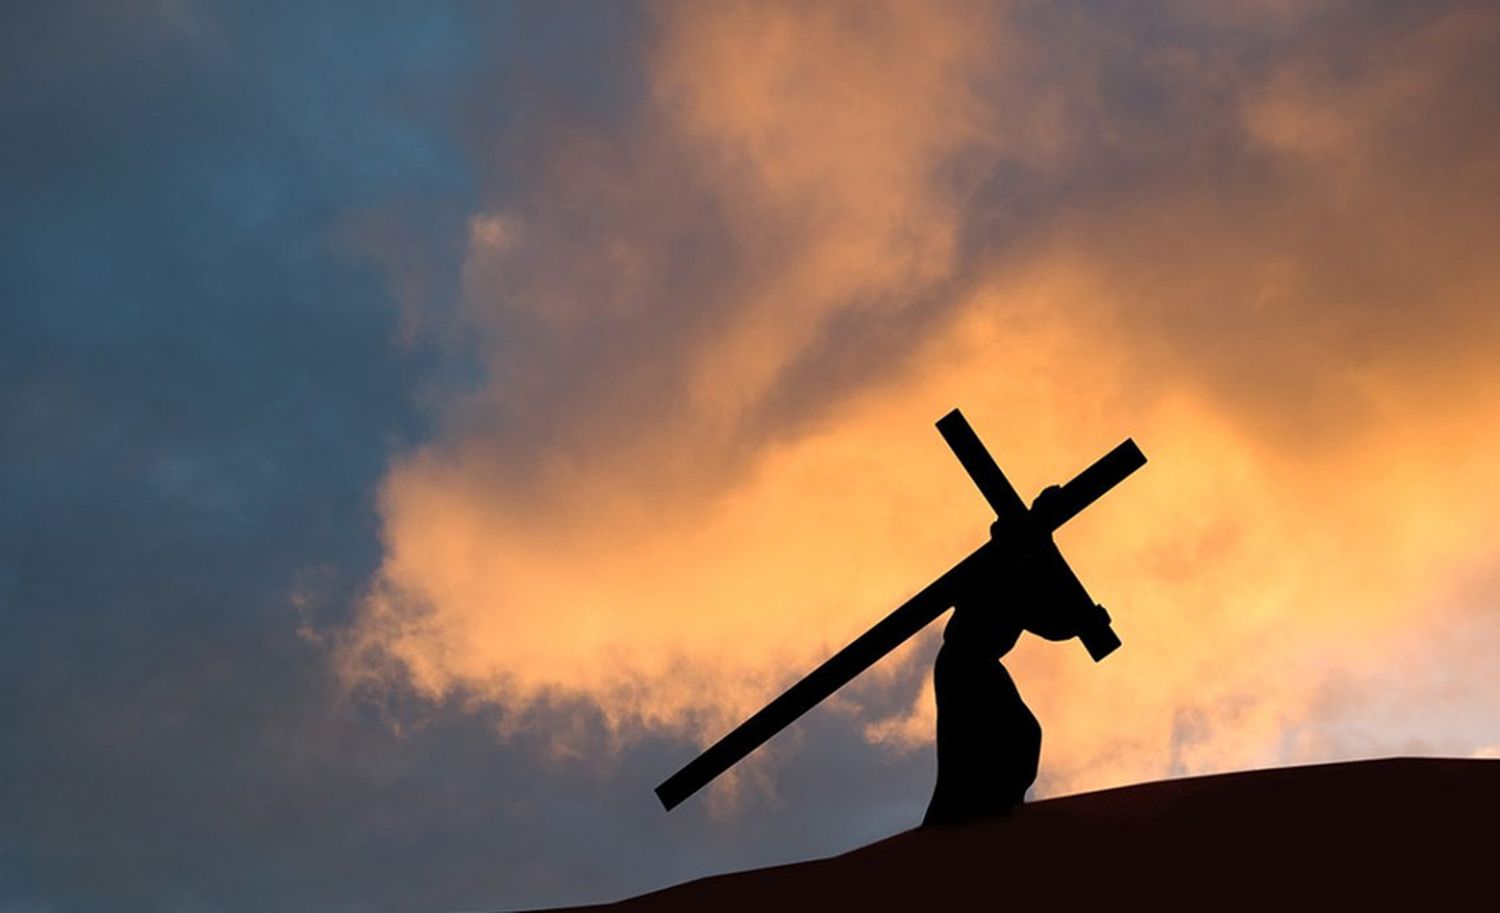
[
  {"x1": 922, "y1": 637, "x2": 1040, "y2": 826},
  {"x1": 922, "y1": 540, "x2": 1090, "y2": 827}
]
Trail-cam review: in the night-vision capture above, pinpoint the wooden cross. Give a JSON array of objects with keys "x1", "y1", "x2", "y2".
[{"x1": 655, "y1": 408, "x2": 1146, "y2": 811}]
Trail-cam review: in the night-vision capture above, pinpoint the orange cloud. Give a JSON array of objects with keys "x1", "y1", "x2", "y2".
[{"x1": 338, "y1": 1, "x2": 1500, "y2": 802}]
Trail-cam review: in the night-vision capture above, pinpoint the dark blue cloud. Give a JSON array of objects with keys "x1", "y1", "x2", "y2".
[
  {"x1": 1, "y1": 4, "x2": 940, "y2": 910},
  {"x1": 0, "y1": 3, "x2": 476, "y2": 909}
]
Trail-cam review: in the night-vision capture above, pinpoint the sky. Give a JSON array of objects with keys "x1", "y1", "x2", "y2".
[{"x1": 3, "y1": 1, "x2": 1499, "y2": 910}]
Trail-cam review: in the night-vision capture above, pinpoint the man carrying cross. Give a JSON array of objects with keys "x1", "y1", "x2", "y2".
[
  {"x1": 923, "y1": 488, "x2": 1114, "y2": 826},
  {"x1": 654, "y1": 410, "x2": 1142, "y2": 822}
]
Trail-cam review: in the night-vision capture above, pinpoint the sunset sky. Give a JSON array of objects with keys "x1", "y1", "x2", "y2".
[{"x1": 5, "y1": 2, "x2": 1500, "y2": 910}]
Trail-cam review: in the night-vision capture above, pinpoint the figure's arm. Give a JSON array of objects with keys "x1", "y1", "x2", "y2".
[
  {"x1": 1009, "y1": 486, "x2": 1112, "y2": 642},
  {"x1": 1018, "y1": 540, "x2": 1109, "y2": 640}
]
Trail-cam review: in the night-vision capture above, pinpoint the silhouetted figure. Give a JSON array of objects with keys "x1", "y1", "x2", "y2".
[
  {"x1": 655, "y1": 410, "x2": 1140, "y2": 815},
  {"x1": 923, "y1": 490, "x2": 1112, "y2": 826}
]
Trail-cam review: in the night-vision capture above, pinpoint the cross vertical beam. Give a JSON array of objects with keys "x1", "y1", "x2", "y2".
[{"x1": 935, "y1": 409, "x2": 1030, "y2": 523}]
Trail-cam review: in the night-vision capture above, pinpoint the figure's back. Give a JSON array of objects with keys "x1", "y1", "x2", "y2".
[{"x1": 941, "y1": 598, "x2": 1024, "y2": 659}]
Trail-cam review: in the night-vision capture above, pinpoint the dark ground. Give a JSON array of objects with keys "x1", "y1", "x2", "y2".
[{"x1": 530, "y1": 757, "x2": 1498, "y2": 911}]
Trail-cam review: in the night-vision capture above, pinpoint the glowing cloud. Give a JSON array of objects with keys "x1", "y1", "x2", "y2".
[{"x1": 339, "y1": 1, "x2": 1500, "y2": 798}]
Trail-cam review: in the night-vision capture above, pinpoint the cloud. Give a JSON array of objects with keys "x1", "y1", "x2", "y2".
[{"x1": 340, "y1": 0, "x2": 1500, "y2": 808}]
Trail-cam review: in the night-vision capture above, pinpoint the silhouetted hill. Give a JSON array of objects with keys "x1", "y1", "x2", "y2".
[{"x1": 534, "y1": 757, "x2": 1497, "y2": 911}]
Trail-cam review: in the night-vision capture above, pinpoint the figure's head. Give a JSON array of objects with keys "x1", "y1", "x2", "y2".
[{"x1": 1030, "y1": 484, "x2": 1064, "y2": 514}]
